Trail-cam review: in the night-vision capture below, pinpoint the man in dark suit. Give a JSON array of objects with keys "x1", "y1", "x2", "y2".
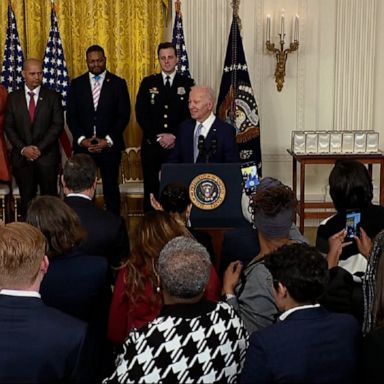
[
  {"x1": 67, "y1": 45, "x2": 131, "y2": 215},
  {"x1": 136, "y1": 42, "x2": 195, "y2": 211},
  {"x1": 241, "y1": 243, "x2": 361, "y2": 384},
  {"x1": 62, "y1": 153, "x2": 130, "y2": 270},
  {"x1": 168, "y1": 85, "x2": 239, "y2": 163},
  {"x1": 0, "y1": 222, "x2": 92, "y2": 383},
  {"x1": 4, "y1": 58, "x2": 63, "y2": 217}
]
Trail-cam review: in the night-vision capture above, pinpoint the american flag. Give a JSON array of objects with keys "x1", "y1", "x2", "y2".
[
  {"x1": 42, "y1": 3, "x2": 72, "y2": 157},
  {"x1": 0, "y1": 2, "x2": 25, "y2": 92},
  {"x1": 171, "y1": 0, "x2": 191, "y2": 78},
  {"x1": 217, "y1": 12, "x2": 262, "y2": 173}
]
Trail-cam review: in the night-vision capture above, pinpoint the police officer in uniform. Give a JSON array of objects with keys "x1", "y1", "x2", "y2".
[{"x1": 136, "y1": 42, "x2": 194, "y2": 211}]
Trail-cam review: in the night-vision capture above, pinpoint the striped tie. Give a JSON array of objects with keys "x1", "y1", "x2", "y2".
[
  {"x1": 92, "y1": 75, "x2": 101, "y2": 110},
  {"x1": 194, "y1": 123, "x2": 204, "y2": 162}
]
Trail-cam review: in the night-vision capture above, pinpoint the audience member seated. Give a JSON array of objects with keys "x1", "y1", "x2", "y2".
[
  {"x1": 104, "y1": 236, "x2": 248, "y2": 383},
  {"x1": 107, "y1": 211, "x2": 221, "y2": 345},
  {"x1": 62, "y1": 153, "x2": 130, "y2": 271},
  {"x1": 222, "y1": 177, "x2": 300, "y2": 334},
  {"x1": 0, "y1": 222, "x2": 92, "y2": 382},
  {"x1": 241, "y1": 243, "x2": 361, "y2": 384},
  {"x1": 316, "y1": 160, "x2": 384, "y2": 321},
  {"x1": 150, "y1": 182, "x2": 215, "y2": 261},
  {"x1": 26, "y1": 196, "x2": 111, "y2": 379},
  {"x1": 220, "y1": 181, "x2": 307, "y2": 278}
]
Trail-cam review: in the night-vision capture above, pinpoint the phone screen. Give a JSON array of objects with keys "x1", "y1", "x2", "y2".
[
  {"x1": 345, "y1": 210, "x2": 361, "y2": 240},
  {"x1": 241, "y1": 162, "x2": 260, "y2": 195}
]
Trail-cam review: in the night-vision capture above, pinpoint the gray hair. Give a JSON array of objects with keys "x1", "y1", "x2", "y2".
[{"x1": 158, "y1": 236, "x2": 211, "y2": 298}]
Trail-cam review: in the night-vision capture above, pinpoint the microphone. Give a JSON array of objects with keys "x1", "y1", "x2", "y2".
[
  {"x1": 210, "y1": 137, "x2": 217, "y2": 154},
  {"x1": 198, "y1": 135, "x2": 206, "y2": 161}
]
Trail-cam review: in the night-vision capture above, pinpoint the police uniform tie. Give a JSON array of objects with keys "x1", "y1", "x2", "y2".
[{"x1": 165, "y1": 75, "x2": 171, "y2": 91}]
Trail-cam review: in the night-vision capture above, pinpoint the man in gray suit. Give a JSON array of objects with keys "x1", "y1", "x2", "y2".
[{"x1": 4, "y1": 58, "x2": 63, "y2": 217}]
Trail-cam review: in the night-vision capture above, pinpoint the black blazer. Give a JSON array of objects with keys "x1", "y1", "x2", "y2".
[
  {"x1": 64, "y1": 196, "x2": 130, "y2": 268},
  {"x1": 241, "y1": 307, "x2": 361, "y2": 384},
  {"x1": 4, "y1": 86, "x2": 64, "y2": 167},
  {"x1": 67, "y1": 71, "x2": 131, "y2": 151},
  {"x1": 168, "y1": 117, "x2": 240, "y2": 163},
  {"x1": 135, "y1": 72, "x2": 194, "y2": 143},
  {"x1": 0, "y1": 294, "x2": 91, "y2": 383}
]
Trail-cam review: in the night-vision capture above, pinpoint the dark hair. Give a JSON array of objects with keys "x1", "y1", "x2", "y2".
[
  {"x1": 264, "y1": 243, "x2": 329, "y2": 304},
  {"x1": 250, "y1": 177, "x2": 297, "y2": 238},
  {"x1": 86, "y1": 45, "x2": 105, "y2": 57},
  {"x1": 329, "y1": 160, "x2": 373, "y2": 212},
  {"x1": 26, "y1": 196, "x2": 85, "y2": 258},
  {"x1": 159, "y1": 183, "x2": 190, "y2": 214},
  {"x1": 157, "y1": 42, "x2": 177, "y2": 56},
  {"x1": 63, "y1": 154, "x2": 97, "y2": 192},
  {"x1": 251, "y1": 177, "x2": 297, "y2": 218}
]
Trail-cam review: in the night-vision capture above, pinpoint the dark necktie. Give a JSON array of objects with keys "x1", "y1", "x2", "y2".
[
  {"x1": 28, "y1": 91, "x2": 36, "y2": 122},
  {"x1": 165, "y1": 75, "x2": 171, "y2": 91}
]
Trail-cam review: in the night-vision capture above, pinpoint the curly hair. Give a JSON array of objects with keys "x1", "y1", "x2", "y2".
[{"x1": 121, "y1": 211, "x2": 191, "y2": 310}]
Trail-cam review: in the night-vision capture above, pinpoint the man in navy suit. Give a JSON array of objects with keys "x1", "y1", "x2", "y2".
[
  {"x1": 241, "y1": 243, "x2": 361, "y2": 384},
  {"x1": 0, "y1": 222, "x2": 92, "y2": 383},
  {"x1": 67, "y1": 45, "x2": 131, "y2": 215},
  {"x1": 136, "y1": 42, "x2": 195, "y2": 211},
  {"x1": 4, "y1": 58, "x2": 64, "y2": 217},
  {"x1": 62, "y1": 153, "x2": 130, "y2": 271},
  {"x1": 168, "y1": 85, "x2": 239, "y2": 164}
]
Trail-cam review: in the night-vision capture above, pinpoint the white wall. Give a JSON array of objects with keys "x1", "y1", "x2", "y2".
[{"x1": 167, "y1": 0, "x2": 383, "y2": 215}]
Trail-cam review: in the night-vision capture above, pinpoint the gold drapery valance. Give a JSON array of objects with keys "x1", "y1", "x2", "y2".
[{"x1": 0, "y1": 0, "x2": 167, "y2": 146}]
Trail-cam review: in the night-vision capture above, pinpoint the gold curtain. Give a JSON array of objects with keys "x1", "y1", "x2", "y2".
[{"x1": 0, "y1": 0, "x2": 167, "y2": 146}]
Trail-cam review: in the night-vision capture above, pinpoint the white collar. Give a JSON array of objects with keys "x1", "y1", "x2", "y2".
[
  {"x1": 0, "y1": 289, "x2": 41, "y2": 299},
  {"x1": 279, "y1": 303, "x2": 320, "y2": 321},
  {"x1": 24, "y1": 85, "x2": 41, "y2": 98},
  {"x1": 66, "y1": 192, "x2": 92, "y2": 201},
  {"x1": 89, "y1": 70, "x2": 106, "y2": 82},
  {"x1": 162, "y1": 70, "x2": 176, "y2": 83}
]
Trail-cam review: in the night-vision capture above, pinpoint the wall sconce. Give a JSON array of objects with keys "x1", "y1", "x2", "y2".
[{"x1": 266, "y1": 12, "x2": 299, "y2": 92}]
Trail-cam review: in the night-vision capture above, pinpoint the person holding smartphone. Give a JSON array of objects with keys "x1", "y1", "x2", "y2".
[{"x1": 316, "y1": 160, "x2": 384, "y2": 322}]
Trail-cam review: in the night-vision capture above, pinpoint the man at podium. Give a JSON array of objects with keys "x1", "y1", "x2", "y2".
[{"x1": 168, "y1": 85, "x2": 239, "y2": 164}]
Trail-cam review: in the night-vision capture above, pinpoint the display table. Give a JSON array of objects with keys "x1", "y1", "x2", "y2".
[{"x1": 287, "y1": 150, "x2": 384, "y2": 233}]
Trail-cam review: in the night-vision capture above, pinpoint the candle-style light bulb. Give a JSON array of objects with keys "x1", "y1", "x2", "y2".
[
  {"x1": 294, "y1": 15, "x2": 299, "y2": 41},
  {"x1": 281, "y1": 9, "x2": 285, "y2": 41},
  {"x1": 266, "y1": 15, "x2": 271, "y2": 42}
]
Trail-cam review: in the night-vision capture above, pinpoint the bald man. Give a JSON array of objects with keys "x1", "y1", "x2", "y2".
[{"x1": 4, "y1": 58, "x2": 63, "y2": 217}]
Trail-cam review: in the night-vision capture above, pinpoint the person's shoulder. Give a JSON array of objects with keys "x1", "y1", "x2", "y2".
[
  {"x1": 140, "y1": 72, "x2": 161, "y2": 84},
  {"x1": 175, "y1": 73, "x2": 195, "y2": 86},
  {"x1": 105, "y1": 71, "x2": 126, "y2": 83},
  {"x1": 40, "y1": 301, "x2": 87, "y2": 331},
  {"x1": 40, "y1": 86, "x2": 61, "y2": 99},
  {"x1": 213, "y1": 117, "x2": 235, "y2": 130},
  {"x1": 71, "y1": 72, "x2": 89, "y2": 83}
]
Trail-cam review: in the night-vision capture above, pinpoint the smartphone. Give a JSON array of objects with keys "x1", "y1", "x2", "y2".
[
  {"x1": 240, "y1": 162, "x2": 260, "y2": 195},
  {"x1": 345, "y1": 210, "x2": 361, "y2": 241}
]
